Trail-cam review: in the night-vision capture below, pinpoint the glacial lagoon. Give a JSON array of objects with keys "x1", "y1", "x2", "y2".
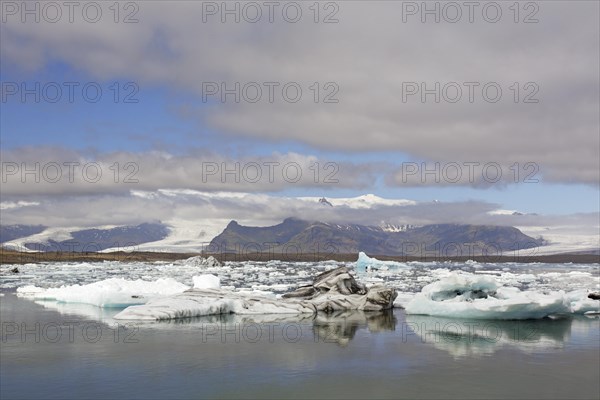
[{"x1": 1, "y1": 258, "x2": 599, "y2": 399}]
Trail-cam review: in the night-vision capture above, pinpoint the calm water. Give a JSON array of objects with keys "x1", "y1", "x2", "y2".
[{"x1": 1, "y1": 293, "x2": 599, "y2": 399}]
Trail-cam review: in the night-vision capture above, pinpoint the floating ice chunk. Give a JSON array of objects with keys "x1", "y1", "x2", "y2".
[
  {"x1": 563, "y1": 289, "x2": 600, "y2": 314},
  {"x1": 405, "y1": 272, "x2": 568, "y2": 320},
  {"x1": 34, "y1": 300, "x2": 122, "y2": 323},
  {"x1": 237, "y1": 289, "x2": 276, "y2": 297},
  {"x1": 192, "y1": 274, "x2": 221, "y2": 289},
  {"x1": 114, "y1": 289, "x2": 316, "y2": 320},
  {"x1": 420, "y1": 273, "x2": 499, "y2": 301},
  {"x1": 15, "y1": 285, "x2": 46, "y2": 295},
  {"x1": 116, "y1": 267, "x2": 397, "y2": 320},
  {"x1": 16, "y1": 278, "x2": 190, "y2": 308},
  {"x1": 355, "y1": 252, "x2": 407, "y2": 271},
  {"x1": 114, "y1": 287, "x2": 398, "y2": 321},
  {"x1": 393, "y1": 292, "x2": 416, "y2": 309},
  {"x1": 184, "y1": 256, "x2": 221, "y2": 268}
]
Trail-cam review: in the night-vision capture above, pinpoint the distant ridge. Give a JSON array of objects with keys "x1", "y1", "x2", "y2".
[
  {"x1": 0, "y1": 225, "x2": 46, "y2": 243},
  {"x1": 210, "y1": 218, "x2": 544, "y2": 257},
  {"x1": 2, "y1": 223, "x2": 170, "y2": 252}
]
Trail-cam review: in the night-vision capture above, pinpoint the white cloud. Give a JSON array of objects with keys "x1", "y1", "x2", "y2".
[
  {"x1": 0, "y1": 200, "x2": 40, "y2": 210},
  {"x1": 0, "y1": 147, "x2": 378, "y2": 195},
  {"x1": 1, "y1": 2, "x2": 598, "y2": 185},
  {"x1": 1, "y1": 189, "x2": 596, "y2": 233}
]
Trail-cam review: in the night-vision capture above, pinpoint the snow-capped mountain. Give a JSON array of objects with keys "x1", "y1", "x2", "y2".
[
  {"x1": 299, "y1": 193, "x2": 416, "y2": 209},
  {"x1": 1, "y1": 193, "x2": 598, "y2": 255}
]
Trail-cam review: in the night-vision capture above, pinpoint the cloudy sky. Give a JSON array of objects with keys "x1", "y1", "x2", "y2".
[{"x1": 1, "y1": 1, "x2": 599, "y2": 238}]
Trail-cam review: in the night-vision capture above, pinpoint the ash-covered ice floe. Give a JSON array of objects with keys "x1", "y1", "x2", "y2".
[
  {"x1": 405, "y1": 272, "x2": 600, "y2": 320},
  {"x1": 183, "y1": 255, "x2": 222, "y2": 268},
  {"x1": 282, "y1": 266, "x2": 397, "y2": 311},
  {"x1": 114, "y1": 266, "x2": 397, "y2": 321}
]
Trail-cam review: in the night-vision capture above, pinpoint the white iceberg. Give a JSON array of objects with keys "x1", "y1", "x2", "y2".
[
  {"x1": 563, "y1": 289, "x2": 600, "y2": 314},
  {"x1": 16, "y1": 278, "x2": 190, "y2": 308},
  {"x1": 393, "y1": 292, "x2": 416, "y2": 309},
  {"x1": 405, "y1": 272, "x2": 598, "y2": 320},
  {"x1": 355, "y1": 252, "x2": 408, "y2": 271},
  {"x1": 192, "y1": 274, "x2": 221, "y2": 289}
]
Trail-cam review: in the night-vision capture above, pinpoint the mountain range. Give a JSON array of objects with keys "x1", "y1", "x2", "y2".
[
  {"x1": 209, "y1": 218, "x2": 544, "y2": 257},
  {"x1": 1, "y1": 218, "x2": 545, "y2": 257}
]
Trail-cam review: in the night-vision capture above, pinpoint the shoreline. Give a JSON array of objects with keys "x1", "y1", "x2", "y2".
[{"x1": 1, "y1": 249, "x2": 598, "y2": 265}]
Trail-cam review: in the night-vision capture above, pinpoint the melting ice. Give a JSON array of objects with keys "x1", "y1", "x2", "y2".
[{"x1": 1, "y1": 253, "x2": 598, "y2": 320}]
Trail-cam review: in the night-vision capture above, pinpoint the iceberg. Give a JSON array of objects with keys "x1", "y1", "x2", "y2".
[
  {"x1": 115, "y1": 266, "x2": 397, "y2": 321},
  {"x1": 563, "y1": 289, "x2": 600, "y2": 314},
  {"x1": 16, "y1": 278, "x2": 190, "y2": 308},
  {"x1": 183, "y1": 255, "x2": 222, "y2": 268},
  {"x1": 393, "y1": 292, "x2": 416, "y2": 309},
  {"x1": 193, "y1": 274, "x2": 221, "y2": 289},
  {"x1": 404, "y1": 272, "x2": 598, "y2": 320},
  {"x1": 114, "y1": 289, "x2": 317, "y2": 320},
  {"x1": 355, "y1": 252, "x2": 408, "y2": 271}
]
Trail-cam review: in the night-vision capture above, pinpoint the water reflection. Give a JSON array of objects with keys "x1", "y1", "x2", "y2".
[
  {"x1": 32, "y1": 296, "x2": 397, "y2": 346},
  {"x1": 145, "y1": 309, "x2": 397, "y2": 347},
  {"x1": 34, "y1": 299, "x2": 122, "y2": 321},
  {"x1": 27, "y1": 295, "x2": 600, "y2": 355},
  {"x1": 312, "y1": 310, "x2": 396, "y2": 346},
  {"x1": 404, "y1": 314, "x2": 599, "y2": 357},
  {"x1": 3, "y1": 294, "x2": 599, "y2": 399}
]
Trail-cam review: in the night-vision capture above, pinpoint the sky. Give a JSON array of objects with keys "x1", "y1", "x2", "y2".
[{"x1": 1, "y1": 1, "x2": 599, "y2": 240}]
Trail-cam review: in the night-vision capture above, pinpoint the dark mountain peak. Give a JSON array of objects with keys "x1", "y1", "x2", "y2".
[
  {"x1": 278, "y1": 217, "x2": 312, "y2": 231},
  {"x1": 282, "y1": 217, "x2": 306, "y2": 223},
  {"x1": 319, "y1": 197, "x2": 333, "y2": 207}
]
